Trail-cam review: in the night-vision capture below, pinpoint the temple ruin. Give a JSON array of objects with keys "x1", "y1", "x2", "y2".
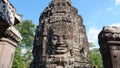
[
  {"x1": 0, "y1": 0, "x2": 22, "y2": 68},
  {"x1": 99, "y1": 26, "x2": 120, "y2": 68},
  {"x1": 31, "y1": 0, "x2": 92, "y2": 68}
]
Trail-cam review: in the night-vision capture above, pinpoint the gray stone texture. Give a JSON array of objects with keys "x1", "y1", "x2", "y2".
[
  {"x1": 0, "y1": 0, "x2": 21, "y2": 26},
  {"x1": 99, "y1": 26, "x2": 120, "y2": 68},
  {"x1": 0, "y1": 0, "x2": 22, "y2": 68},
  {"x1": 31, "y1": 0, "x2": 92, "y2": 68}
]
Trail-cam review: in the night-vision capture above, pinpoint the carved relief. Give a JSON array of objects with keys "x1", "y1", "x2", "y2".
[
  {"x1": 0, "y1": 0, "x2": 21, "y2": 26},
  {"x1": 99, "y1": 26, "x2": 120, "y2": 68},
  {"x1": 31, "y1": 0, "x2": 92, "y2": 68}
]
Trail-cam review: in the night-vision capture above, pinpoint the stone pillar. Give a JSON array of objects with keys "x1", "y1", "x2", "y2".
[
  {"x1": 0, "y1": 0, "x2": 22, "y2": 68},
  {"x1": 98, "y1": 26, "x2": 120, "y2": 68}
]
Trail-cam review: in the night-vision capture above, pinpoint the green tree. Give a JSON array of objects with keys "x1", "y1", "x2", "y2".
[
  {"x1": 89, "y1": 42, "x2": 103, "y2": 68},
  {"x1": 12, "y1": 20, "x2": 35, "y2": 68}
]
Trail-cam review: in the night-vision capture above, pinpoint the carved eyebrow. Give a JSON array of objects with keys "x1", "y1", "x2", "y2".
[
  {"x1": 53, "y1": 34, "x2": 66, "y2": 37},
  {"x1": 63, "y1": 35, "x2": 69, "y2": 38},
  {"x1": 53, "y1": 35, "x2": 58, "y2": 37}
]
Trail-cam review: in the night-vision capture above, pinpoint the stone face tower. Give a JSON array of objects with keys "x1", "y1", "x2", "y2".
[{"x1": 31, "y1": 0, "x2": 91, "y2": 68}]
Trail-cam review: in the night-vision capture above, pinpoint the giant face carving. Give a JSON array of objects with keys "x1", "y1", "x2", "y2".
[
  {"x1": 49, "y1": 23, "x2": 73, "y2": 55},
  {"x1": 51, "y1": 33, "x2": 72, "y2": 54}
]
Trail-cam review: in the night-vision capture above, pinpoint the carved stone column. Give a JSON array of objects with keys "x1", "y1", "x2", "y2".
[
  {"x1": 0, "y1": 27, "x2": 22, "y2": 68},
  {"x1": 0, "y1": 0, "x2": 22, "y2": 68},
  {"x1": 98, "y1": 26, "x2": 120, "y2": 68}
]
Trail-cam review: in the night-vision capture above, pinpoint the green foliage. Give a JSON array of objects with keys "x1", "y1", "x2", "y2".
[
  {"x1": 12, "y1": 20, "x2": 35, "y2": 68},
  {"x1": 12, "y1": 47, "x2": 27, "y2": 68},
  {"x1": 15, "y1": 20, "x2": 35, "y2": 48},
  {"x1": 89, "y1": 43, "x2": 103, "y2": 68},
  {"x1": 89, "y1": 42, "x2": 95, "y2": 48}
]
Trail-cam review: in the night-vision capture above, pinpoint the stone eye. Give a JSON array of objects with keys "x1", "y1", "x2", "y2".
[
  {"x1": 53, "y1": 36, "x2": 57, "y2": 40},
  {"x1": 63, "y1": 35, "x2": 68, "y2": 39}
]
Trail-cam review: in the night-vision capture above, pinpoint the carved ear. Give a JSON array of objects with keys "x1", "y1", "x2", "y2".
[{"x1": 80, "y1": 47, "x2": 84, "y2": 53}]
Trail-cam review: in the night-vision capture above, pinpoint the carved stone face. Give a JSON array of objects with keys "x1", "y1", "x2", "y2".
[
  {"x1": 48, "y1": 22, "x2": 73, "y2": 55},
  {"x1": 51, "y1": 32, "x2": 72, "y2": 54}
]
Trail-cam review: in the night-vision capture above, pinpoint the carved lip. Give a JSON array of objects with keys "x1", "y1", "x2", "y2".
[
  {"x1": 55, "y1": 48, "x2": 68, "y2": 54},
  {"x1": 56, "y1": 46, "x2": 67, "y2": 50},
  {"x1": 56, "y1": 44, "x2": 67, "y2": 47}
]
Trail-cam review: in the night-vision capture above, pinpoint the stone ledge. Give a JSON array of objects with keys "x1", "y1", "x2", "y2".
[
  {"x1": 0, "y1": 38, "x2": 17, "y2": 47},
  {"x1": 4, "y1": 26, "x2": 22, "y2": 42},
  {"x1": 107, "y1": 41, "x2": 120, "y2": 45}
]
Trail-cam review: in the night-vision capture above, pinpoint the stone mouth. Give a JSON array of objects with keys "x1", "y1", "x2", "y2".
[
  {"x1": 56, "y1": 44, "x2": 67, "y2": 47},
  {"x1": 54, "y1": 48, "x2": 68, "y2": 54},
  {"x1": 56, "y1": 46, "x2": 67, "y2": 50}
]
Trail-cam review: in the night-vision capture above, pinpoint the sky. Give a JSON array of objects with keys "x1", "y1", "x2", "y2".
[{"x1": 10, "y1": 0, "x2": 120, "y2": 47}]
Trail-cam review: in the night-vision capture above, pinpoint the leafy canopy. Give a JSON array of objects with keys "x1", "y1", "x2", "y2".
[{"x1": 12, "y1": 20, "x2": 35, "y2": 68}]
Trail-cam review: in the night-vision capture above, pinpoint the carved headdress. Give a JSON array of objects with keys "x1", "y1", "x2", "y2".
[{"x1": 49, "y1": 22, "x2": 73, "y2": 36}]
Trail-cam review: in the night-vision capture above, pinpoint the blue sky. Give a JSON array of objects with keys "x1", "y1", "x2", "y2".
[{"x1": 10, "y1": 0, "x2": 120, "y2": 47}]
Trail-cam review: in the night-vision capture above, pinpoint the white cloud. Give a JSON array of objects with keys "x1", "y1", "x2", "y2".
[
  {"x1": 115, "y1": 0, "x2": 120, "y2": 6},
  {"x1": 87, "y1": 27, "x2": 100, "y2": 45},
  {"x1": 109, "y1": 23, "x2": 120, "y2": 26},
  {"x1": 87, "y1": 23, "x2": 120, "y2": 47}
]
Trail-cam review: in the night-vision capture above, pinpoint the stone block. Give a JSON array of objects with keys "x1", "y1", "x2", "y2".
[{"x1": 0, "y1": 38, "x2": 17, "y2": 68}]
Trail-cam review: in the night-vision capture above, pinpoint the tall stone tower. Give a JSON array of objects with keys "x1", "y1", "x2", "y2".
[{"x1": 31, "y1": 0, "x2": 91, "y2": 68}]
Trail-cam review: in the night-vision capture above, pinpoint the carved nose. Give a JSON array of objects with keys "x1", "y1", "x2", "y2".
[{"x1": 57, "y1": 37, "x2": 63, "y2": 44}]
